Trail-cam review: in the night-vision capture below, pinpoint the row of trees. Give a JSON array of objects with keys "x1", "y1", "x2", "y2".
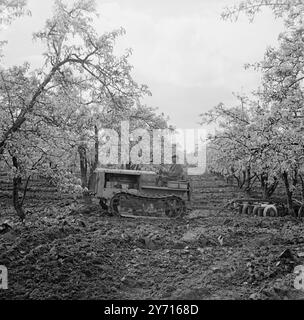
[
  {"x1": 202, "y1": 0, "x2": 304, "y2": 216},
  {"x1": 0, "y1": 0, "x2": 168, "y2": 219}
]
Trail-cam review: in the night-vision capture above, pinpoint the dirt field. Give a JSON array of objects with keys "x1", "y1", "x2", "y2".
[{"x1": 1, "y1": 174, "x2": 304, "y2": 300}]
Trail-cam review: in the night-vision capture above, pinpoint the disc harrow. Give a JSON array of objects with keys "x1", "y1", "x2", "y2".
[{"x1": 233, "y1": 199, "x2": 279, "y2": 217}]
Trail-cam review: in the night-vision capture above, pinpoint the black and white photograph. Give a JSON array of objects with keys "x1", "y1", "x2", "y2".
[{"x1": 1, "y1": 0, "x2": 304, "y2": 303}]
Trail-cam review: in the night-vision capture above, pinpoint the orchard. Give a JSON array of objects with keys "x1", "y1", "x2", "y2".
[
  {"x1": 202, "y1": 0, "x2": 304, "y2": 217},
  {"x1": 1, "y1": 0, "x2": 304, "y2": 301}
]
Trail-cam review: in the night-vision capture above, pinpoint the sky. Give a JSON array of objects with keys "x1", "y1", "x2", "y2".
[{"x1": 0, "y1": 0, "x2": 285, "y2": 129}]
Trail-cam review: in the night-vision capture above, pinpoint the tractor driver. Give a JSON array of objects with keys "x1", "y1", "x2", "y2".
[{"x1": 156, "y1": 154, "x2": 185, "y2": 187}]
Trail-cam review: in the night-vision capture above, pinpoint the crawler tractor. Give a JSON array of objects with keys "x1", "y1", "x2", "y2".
[{"x1": 91, "y1": 169, "x2": 191, "y2": 218}]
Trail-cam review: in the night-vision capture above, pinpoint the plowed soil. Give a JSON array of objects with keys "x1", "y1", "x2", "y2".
[{"x1": 1, "y1": 174, "x2": 304, "y2": 300}]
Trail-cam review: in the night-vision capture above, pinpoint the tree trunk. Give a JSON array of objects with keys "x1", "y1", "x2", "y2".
[
  {"x1": 12, "y1": 156, "x2": 25, "y2": 221},
  {"x1": 282, "y1": 171, "x2": 295, "y2": 216},
  {"x1": 78, "y1": 144, "x2": 88, "y2": 188},
  {"x1": 260, "y1": 173, "x2": 278, "y2": 199},
  {"x1": 261, "y1": 174, "x2": 268, "y2": 199},
  {"x1": 245, "y1": 167, "x2": 251, "y2": 191},
  {"x1": 88, "y1": 125, "x2": 99, "y2": 191}
]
